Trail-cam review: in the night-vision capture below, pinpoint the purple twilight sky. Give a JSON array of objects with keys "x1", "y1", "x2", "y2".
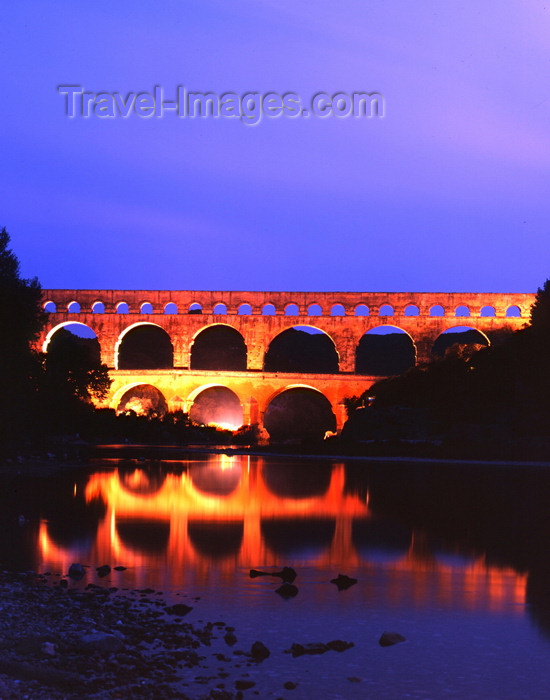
[{"x1": 2, "y1": 1, "x2": 550, "y2": 293}]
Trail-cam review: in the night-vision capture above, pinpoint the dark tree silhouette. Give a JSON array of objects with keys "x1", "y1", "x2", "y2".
[
  {"x1": 530, "y1": 279, "x2": 550, "y2": 336},
  {"x1": 45, "y1": 329, "x2": 111, "y2": 402},
  {"x1": 0, "y1": 228, "x2": 46, "y2": 451}
]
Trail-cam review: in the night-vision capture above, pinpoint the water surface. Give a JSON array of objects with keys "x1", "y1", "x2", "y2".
[{"x1": 2, "y1": 453, "x2": 550, "y2": 698}]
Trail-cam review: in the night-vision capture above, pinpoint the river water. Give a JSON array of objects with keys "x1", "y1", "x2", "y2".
[{"x1": 2, "y1": 452, "x2": 550, "y2": 699}]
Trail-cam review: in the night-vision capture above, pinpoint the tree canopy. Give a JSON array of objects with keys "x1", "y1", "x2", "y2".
[{"x1": 0, "y1": 228, "x2": 111, "y2": 454}]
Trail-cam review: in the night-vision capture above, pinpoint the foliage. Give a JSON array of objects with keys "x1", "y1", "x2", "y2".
[
  {"x1": 529, "y1": 279, "x2": 550, "y2": 336},
  {"x1": 344, "y1": 281, "x2": 550, "y2": 448},
  {"x1": 0, "y1": 228, "x2": 46, "y2": 451}
]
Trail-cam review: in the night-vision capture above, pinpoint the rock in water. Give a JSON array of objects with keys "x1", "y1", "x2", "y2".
[
  {"x1": 330, "y1": 574, "x2": 357, "y2": 591},
  {"x1": 250, "y1": 641, "x2": 270, "y2": 661},
  {"x1": 379, "y1": 631, "x2": 406, "y2": 647},
  {"x1": 224, "y1": 631, "x2": 237, "y2": 646},
  {"x1": 326, "y1": 640, "x2": 354, "y2": 652},
  {"x1": 96, "y1": 565, "x2": 111, "y2": 577},
  {"x1": 164, "y1": 603, "x2": 193, "y2": 617},
  {"x1": 280, "y1": 566, "x2": 297, "y2": 583},
  {"x1": 275, "y1": 583, "x2": 299, "y2": 599},
  {"x1": 68, "y1": 563, "x2": 86, "y2": 581},
  {"x1": 80, "y1": 632, "x2": 124, "y2": 653},
  {"x1": 250, "y1": 569, "x2": 270, "y2": 578},
  {"x1": 250, "y1": 566, "x2": 297, "y2": 583}
]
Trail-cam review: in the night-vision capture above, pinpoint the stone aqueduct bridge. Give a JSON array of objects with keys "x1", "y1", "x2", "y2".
[{"x1": 38, "y1": 290, "x2": 534, "y2": 432}]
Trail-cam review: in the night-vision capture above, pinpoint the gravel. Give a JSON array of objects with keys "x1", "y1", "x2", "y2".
[{"x1": 0, "y1": 570, "x2": 259, "y2": 699}]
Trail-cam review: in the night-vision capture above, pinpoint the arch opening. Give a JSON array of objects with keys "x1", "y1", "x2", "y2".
[
  {"x1": 238, "y1": 303, "x2": 252, "y2": 315},
  {"x1": 404, "y1": 304, "x2": 419, "y2": 316},
  {"x1": 116, "y1": 383, "x2": 168, "y2": 417},
  {"x1": 116, "y1": 302, "x2": 129, "y2": 314},
  {"x1": 164, "y1": 302, "x2": 178, "y2": 315},
  {"x1": 263, "y1": 387, "x2": 336, "y2": 443},
  {"x1": 262, "y1": 303, "x2": 276, "y2": 316},
  {"x1": 92, "y1": 301, "x2": 105, "y2": 314},
  {"x1": 189, "y1": 457, "x2": 242, "y2": 495},
  {"x1": 355, "y1": 326, "x2": 416, "y2": 376},
  {"x1": 432, "y1": 327, "x2": 489, "y2": 357},
  {"x1": 354, "y1": 304, "x2": 369, "y2": 316},
  {"x1": 455, "y1": 305, "x2": 470, "y2": 317},
  {"x1": 213, "y1": 303, "x2": 227, "y2": 315},
  {"x1": 331, "y1": 304, "x2": 346, "y2": 316},
  {"x1": 264, "y1": 327, "x2": 339, "y2": 374},
  {"x1": 261, "y1": 518, "x2": 335, "y2": 558},
  {"x1": 188, "y1": 386, "x2": 244, "y2": 430},
  {"x1": 44, "y1": 323, "x2": 102, "y2": 400},
  {"x1": 284, "y1": 303, "x2": 300, "y2": 316},
  {"x1": 506, "y1": 305, "x2": 521, "y2": 317},
  {"x1": 140, "y1": 302, "x2": 153, "y2": 314},
  {"x1": 116, "y1": 519, "x2": 170, "y2": 555},
  {"x1": 188, "y1": 521, "x2": 243, "y2": 560},
  {"x1": 430, "y1": 305, "x2": 445, "y2": 317},
  {"x1": 189, "y1": 302, "x2": 203, "y2": 314},
  {"x1": 190, "y1": 325, "x2": 247, "y2": 371},
  {"x1": 308, "y1": 303, "x2": 323, "y2": 316},
  {"x1": 118, "y1": 324, "x2": 173, "y2": 369},
  {"x1": 44, "y1": 301, "x2": 56, "y2": 313}
]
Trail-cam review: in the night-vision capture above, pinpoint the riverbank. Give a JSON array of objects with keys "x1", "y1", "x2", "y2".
[
  {"x1": 0, "y1": 570, "x2": 307, "y2": 699},
  {"x1": 3, "y1": 441, "x2": 550, "y2": 478}
]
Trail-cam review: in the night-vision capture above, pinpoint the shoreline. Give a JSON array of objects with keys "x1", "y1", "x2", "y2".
[
  {"x1": 3, "y1": 443, "x2": 550, "y2": 477},
  {"x1": 0, "y1": 570, "x2": 290, "y2": 700}
]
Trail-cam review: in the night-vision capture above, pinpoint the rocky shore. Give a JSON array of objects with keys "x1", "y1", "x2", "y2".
[
  {"x1": 0, "y1": 570, "x2": 362, "y2": 699},
  {"x1": 0, "y1": 570, "x2": 278, "y2": 699}
]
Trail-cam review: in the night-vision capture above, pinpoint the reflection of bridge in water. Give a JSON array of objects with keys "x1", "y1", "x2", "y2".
[{"x1": 37, "y1": 457, "x2": 526, "y2": 610}]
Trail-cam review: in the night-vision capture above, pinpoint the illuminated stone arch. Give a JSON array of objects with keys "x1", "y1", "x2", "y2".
[
  {"x1": 190, "y1": 324, "x2": 247, "y2": 370},
  {"x1": 404, "y1": 304, "x2": 420, "y2": 316},
  {"x1": 115, "y1": 322, "x2": 174, "y2": 370},
  {"x1": 506, "y1": 305, "x2": 521, "y2": 317},
  {"x1": 284, "y1": 303, "x2": 300, "y2": 316},
  {"x1": 213, "y1": 303, "x2": 227, "y2": 315},
  {"x1": 355, "y1": 325, "x2": 416, "y2": 376},
  {"x1": 264, "y1": 325, "x2": 339, "y2": 373},
  {"x1": 263, "y1": 384, "x2": 337, "y2": 442},
  {"x1": 42, "y1": 321, "x2": 99, "y2": 353},
  {"x1": 481, "y1": 305, "x2": 496, "y2": 317},
  {"x1": 189, "y1": 455, "x2": 243, "y2": 496},
  {"x1": 262, "y1": 303, "x2": 276, "y2": 316},
  {"x1": 164, "y1": 302, "x2": 178, "y2": 314},
  {"x1": 187, "y1": 520, "x2": 244, "y2": 561},
  {"x1": 188, "y1": 302, "x2": 203, "y2": 314},
  {"x1": 116, "y1": 301, "x2": 130, "y2": 314},
  {"x1": 238, "y1": 303, "x2": 252, "y2": 315},
  {"x1": 432, "y1": 325, "x2": 490, "y2": 357},
  {"x1": 117, "y1": 467, "x2": 167, "y2": 496},
  {"x1": 112, "y1": 382, "x2": 168, "y2": 417},
  {"x1": 43, "y1": 300, "x2": 56, "y2": 313},
  {"x1": 186, "y1": 384, "x2": 244, "y2": 430},
  {"x1": 430, "y1": 304, "x2": 445, "y2": 317},
  {"x1": 455, "y1": 305, "x2": 471, "y2": 317},
  {"x1": 307, "y1": 303, "x2": 323, "y2": 316}
]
